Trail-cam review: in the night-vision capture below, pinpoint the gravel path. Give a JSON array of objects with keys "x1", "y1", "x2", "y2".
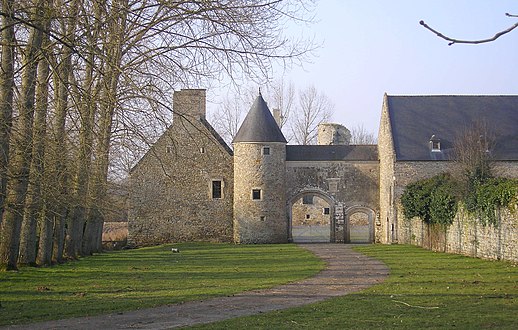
[{"x1": 6, "y1": 244, "x2": 389, "y2": 329}]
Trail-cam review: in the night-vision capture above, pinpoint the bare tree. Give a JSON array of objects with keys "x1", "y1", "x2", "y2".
[
  {"x1": 267, "y1": 79, "x2": 295, "y2": 129},
  {"x1": 0, "y1": 0, "x2": 318, "y2": 270},
  {"x1": 290, "y1": 85, "x2": 334, "y2": 145},
  {"x1": 420, "y1": 13, "x2": 518, "y2": 45},
  {"x1": 0, "y1": 0, "x2": 46, "y2": 270},
  {"x1": 350, "y1": 124, "x2": 377, "y2": 144},
  {"x1": 453, "y1": 121, "x2": 495, "y2": 183},
  {"x1": 211, "y1": 93, "x2": 248, "y2": 146},
  {"x1": 0, "y1": 0, "x2": 16, "y2": 224}
]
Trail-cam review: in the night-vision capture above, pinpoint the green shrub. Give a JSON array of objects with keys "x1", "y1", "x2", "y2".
[
  {"x1": 470, "y1": 178, "x2": 518, "y2": 226},
  {"x1": 402, "y1": 173, "x2": 517, "y2": 227},
  {"x1": 401, "y1": 173, "x2": 458, "y2": 226}
]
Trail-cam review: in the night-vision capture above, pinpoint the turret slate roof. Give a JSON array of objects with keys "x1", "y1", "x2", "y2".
[
  {"x1": 386, "y1": 95, "x2": 518, "y2": 161},
  {"x1": 233, "y1": 93, "x2": 287, "y2": 143}
]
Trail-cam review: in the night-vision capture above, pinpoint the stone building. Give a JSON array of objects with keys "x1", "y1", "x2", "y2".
[
  {"x1": 378, "y1": 94, "x2": 518, "y2": 244},
  {"x1": 128, "y1": 90, "x2": 518, "y2": 246},
  {"x1": 232, "y1": 95, "x2": 288, "y2": 243},
  {"x1": 128, "y1": 90, "x2": 234, "y2": 245}
]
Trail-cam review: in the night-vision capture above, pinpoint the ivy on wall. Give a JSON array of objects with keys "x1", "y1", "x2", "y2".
[
  {"x1": 400, "y1": 173, "x2": 458, "y2": 226},
  {"x1": 467, "y1": 178, "x2": 518, "y2": 226},
  {"x1": 401, "y1": 173, "x2": 518, "y2": 227}
]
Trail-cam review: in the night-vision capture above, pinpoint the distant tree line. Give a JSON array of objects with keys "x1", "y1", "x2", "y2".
[{"x1": 0, "y1": 0, "x2": 316, "y2": 270}]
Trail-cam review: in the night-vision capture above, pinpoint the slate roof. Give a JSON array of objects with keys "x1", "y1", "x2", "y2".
[
  {"x1": 386, "y1": 95, "x2": 518, "y2": 161},
  {"x1": 286, "y1": 145, "x2": 378, "y2": 161},
  {"x1": 233, "y1": 93, "x2": 287, "y2": 143}
]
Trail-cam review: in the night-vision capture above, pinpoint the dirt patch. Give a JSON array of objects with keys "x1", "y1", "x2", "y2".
[{"x1": 6, "y1": 244, "x2": 389, "y2": 330}]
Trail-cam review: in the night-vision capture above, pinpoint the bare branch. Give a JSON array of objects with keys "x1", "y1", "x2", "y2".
[{"x1": 420, "y1": 13, "x2": 518, "y2": 46}]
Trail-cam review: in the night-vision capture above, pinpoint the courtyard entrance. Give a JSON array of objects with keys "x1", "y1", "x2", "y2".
[
  {"x1": 344, "y1": 206, "x2": 375, "y2": 243},
  {"x1": 289, "y1": 191, "x2": 334, "y2": 243}
]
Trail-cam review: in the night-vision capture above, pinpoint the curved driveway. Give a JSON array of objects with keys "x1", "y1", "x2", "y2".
[{"x1": 7, "y1": 244, "x2": 389, "y2": 329}]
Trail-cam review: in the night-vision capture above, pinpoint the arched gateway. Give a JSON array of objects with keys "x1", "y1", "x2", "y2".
[
  {"x1": 288, "y1": 189, "x2": 335, "y2": 243},
  {"x1": 285, "y1": 143, "x2": 379, "y2": 244},
  {"x1": 344, "y1": 206, "x2": 376, "y2": 243},
  {"x1": 288, "y1": 189, "x2": 377, "y2": 244}
]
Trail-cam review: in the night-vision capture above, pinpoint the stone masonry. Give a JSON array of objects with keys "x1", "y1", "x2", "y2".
[
  {"x1": 128, "y1": 90, "x2": 234, "y2": 245},
  {"x1": 128, "y1": 90, "x2": 518, "y2": 256},
  {"x1": 233, "y1": 142, "x2": 288, "y2": 243}
]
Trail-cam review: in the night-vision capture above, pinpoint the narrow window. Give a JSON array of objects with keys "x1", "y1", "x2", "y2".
[
  {"x1": 302, "y1": 195, "x2": 314, "y2": 205},
  {"x1": 306, "y1": 214, "x2": 311, "y2": 219},
  {"x1": 260, "y1": 216, "x2": 266, "y2": 222},
  {"x1": 323, "y1": 207, "x2": 330, "y2": 215},
  {"x1": 200, "y1": 147, "x2": 206, "y2": 154},
  {"x1": 252, "y1": 189, "x2": 262, "y2": 200},
  {"x1": 262, "y1": 146, "x2": 270, "y2": 155},
  {"x1": 212, "y1": 180, "x2": 222, "y2": 199}
]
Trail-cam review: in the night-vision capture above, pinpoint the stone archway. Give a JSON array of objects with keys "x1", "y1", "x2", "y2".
[
  {"x1": 288, "y1": 189, "x2": 335, "y2": 243},
  {"x1": 344, "y1": 206, "x2": 376, "y2": 243}
]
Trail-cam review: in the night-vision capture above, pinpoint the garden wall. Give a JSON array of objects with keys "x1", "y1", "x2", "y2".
[{"x1": 398, "y1": 205, "x2": 518, "y2": 263}]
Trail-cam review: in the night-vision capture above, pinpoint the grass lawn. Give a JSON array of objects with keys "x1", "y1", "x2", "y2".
[
  {"x1": 0, "y1": 243, "x2": 324, "y2": 326},
  {"x1": 191, "y1": 245, "x2": 518, "y2": 330}
]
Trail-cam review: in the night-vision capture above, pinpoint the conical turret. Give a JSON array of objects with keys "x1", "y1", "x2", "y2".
[{"x1": 233, "y1": 94, "x2": 288, "y2": 243}]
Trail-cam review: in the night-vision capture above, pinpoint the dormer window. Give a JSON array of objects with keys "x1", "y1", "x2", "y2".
[{"x1": 429, "y1": 135, "x2": 441, "y2": 152}]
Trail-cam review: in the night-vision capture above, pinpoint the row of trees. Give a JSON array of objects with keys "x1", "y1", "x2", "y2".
[
  {"x1": 211, "y1": 81, "x2": 376, "y2": 146},
  {"x1": 0, "y1": 0, "x2": 316, "y2": 270}
]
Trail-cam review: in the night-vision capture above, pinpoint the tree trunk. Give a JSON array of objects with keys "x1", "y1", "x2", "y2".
[
  {"x1": 48, "y1": 46, "x2": 72, "y2": 263},
  {"x1": 71, "y1": 0, "x2": 101, "y2": 257},
  {"x1": 18, "y1": 14, "x2": 52, "y2": 267},
  {"x1": 83, "y1": 0, "x2": 127, "y2": 255},
  {"x1": 33, "y1": 37, "x2": 51, "y2": 266},
  {"x1": 0, "y1": 2, "x2": 44, "y2": 270},
  {"x1": 0, "y1": 0, "x2": 15, "y2": 224},
  {"x1": 50, "y1": 0, "x2": 79, "y2": 260}
]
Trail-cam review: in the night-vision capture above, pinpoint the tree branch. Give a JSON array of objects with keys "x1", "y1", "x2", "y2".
[{"x1": 420, "y1": 13, "x2": 518, "y2": 46}]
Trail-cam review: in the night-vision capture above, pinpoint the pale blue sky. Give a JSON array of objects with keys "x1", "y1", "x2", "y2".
[{"x1": 279, "y1": 0, "x2": 518, "y2": 134}]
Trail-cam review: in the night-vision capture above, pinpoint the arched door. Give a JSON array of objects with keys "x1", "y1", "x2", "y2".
[
  {"x1": 344, "y1": 206, "x2": 376, "y2": 243},
  {"x1": 288, "y1": 190, "x2": 335, "y2": 243}
]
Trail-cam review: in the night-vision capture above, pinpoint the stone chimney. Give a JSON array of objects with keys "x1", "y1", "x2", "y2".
[
  {"x1": 272, "y1": 108, "x2": 283, "y2": 128},
  {"x1": 172, "y1": 89, "x2": 206, "y2": 122}
]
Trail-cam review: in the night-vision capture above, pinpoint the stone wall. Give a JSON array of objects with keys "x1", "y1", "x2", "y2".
[
  {"x1": 398, "y1": 205, "x2": 518, "y2": 262},
  {"x1": 392, "y1": 159, "x2": 518, "y2": 262},
  {"x1": 377, "y1": 95, "x2": 396, "y2": 243},
  {"x1": 286, "y1": 160, "x2": 379, "y2": 242},
  {"x1": 233, "y1": 142, "x2": 288, "y2": 243},
  {"x1": 493, "y1": 161, "x2": 518, "y2": 179},
  {"x1": 291, "y1": 196, "x2": 331, "y2": 226},
  {"x1": 387, "y1": 160, "x2": 518, "y2": 246},
  {"x1": 317, "y1": 123, "x2": 351, "y2": 145},
  {"x1": 128, "y1": 90, "x2": 234, "y2": 246}
]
